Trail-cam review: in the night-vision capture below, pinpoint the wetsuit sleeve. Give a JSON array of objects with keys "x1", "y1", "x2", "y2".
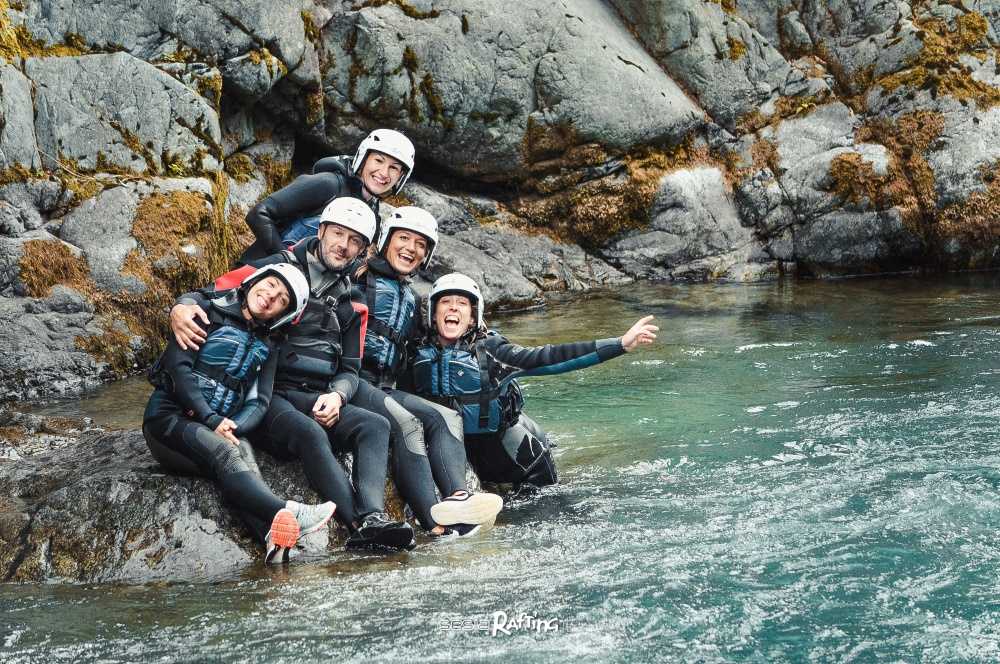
[
  {"x1": 230, "y1": 347, "x2": 277, "y2": 435},
  {"x1": 329, "y1": 296, "x2": 361, "y2": 401},
  {"x1": 175, "y1": 289, "x2": 215, "y2": 307},
  {"x1": 245, "y1": 172, "x2": 348, "y2": 256},
  {"x1": 486, "y1": 333, "x2": 626, "y2": 379},
  {"x1": 160, "y1": 321, "x2": 225, "y2": 430}
]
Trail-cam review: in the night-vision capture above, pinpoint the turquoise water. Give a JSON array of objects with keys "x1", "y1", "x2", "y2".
[{"x1": 5, "y1": 275, "x2": 1000, "y2": 662}]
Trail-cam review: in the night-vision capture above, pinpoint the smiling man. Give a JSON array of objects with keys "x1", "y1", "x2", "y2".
[
  {"x1": 239, "y1": 129, "x2": 415, "y2": 264},
  {"x1": 170, "y1": 197, "x2": 415, "y2": 552}
]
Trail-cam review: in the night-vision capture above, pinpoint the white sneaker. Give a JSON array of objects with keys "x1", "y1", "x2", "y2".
[
  {"x1": 430, "y1": 491, "x2": 502, "y2": 526},
  {"x1": 286, "y1": 500, "x2": 336, "y2": 536}
]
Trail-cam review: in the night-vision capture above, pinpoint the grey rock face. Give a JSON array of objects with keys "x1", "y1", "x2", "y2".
[
  {"x1": 0, "y1": 290, "x2": 107, "y2": 402},
  {"x1": 793, "y1": 208, "x2": 923, "y2": 275},
  {"x1": 58, "y1": 177, "x2": 214, "y2": 294},
  {"x1": 604, "y1": 166, "x2": 757, "y2": 280},
  {"x1": 322, "y1": 0, "x2": 703, "y2": 178},
  {"x1": 27, "y1": 53, "x2": 221, "y2": 174},
  {"x1": 610, "y1": 0, "x2": 800, "y2": 131},
  {"x1": 0, "y1": 64, "x2": 42, "y2": 171}
]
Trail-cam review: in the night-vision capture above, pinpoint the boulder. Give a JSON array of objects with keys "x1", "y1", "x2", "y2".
[
  {"x1": 27, "y1": 53, "x2": 221, "y2": 175},
  {"x1": 793, "y1": 208, "x2": 923, "y2": 275},
  {"x1": 57, "y1": 177, "x2": 215, "y2": 294},
  {"x1": 0, "y1": 288, "x2": 108, "y2": 402},
  {"x1": 604, "y1": 166, "x2": 756, "y2": 280},
  {"x1": 609, "y1": 0, "x2": 803, "y2": 131},
  {"x1": 321, "y1": 0, "x2": 703, "y2": 179}
]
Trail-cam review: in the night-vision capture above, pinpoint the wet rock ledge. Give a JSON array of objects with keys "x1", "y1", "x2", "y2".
[{"x1": 0, "y1": 409, "x2": 346, "y2": 584}]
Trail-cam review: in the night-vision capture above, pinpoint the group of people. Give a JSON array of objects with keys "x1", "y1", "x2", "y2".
[{"x1": 142, "y1": 129, "x2": 658, "y2": 563}]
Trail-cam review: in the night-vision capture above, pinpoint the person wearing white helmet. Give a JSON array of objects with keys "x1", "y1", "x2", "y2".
[
  {"x1": 348, "y1": 207, "x2": 503, "y2": 539},
  {"x1": 143, "y1": 263, "x2": 338, "y2": 564},
  {"x1": 240, "y1": 129, "x2": 416, "y2": 264},
  {"x1": 404, "y1": 273, "x2": 659, "y2": 489},
  {"x1": 168, "y1": 197, "x2": 415, "y2": 551}
]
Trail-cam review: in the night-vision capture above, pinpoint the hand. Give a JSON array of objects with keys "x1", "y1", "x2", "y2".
[
  {"x1": 312, "y1": 392, "x2": 343, "y2": 428},
  {"x1": 170, "y1": 303, "x2": 209, "y2": 351},
  {"x1": 621, "y1": 315, "x2": 658, "y2": 352},
  {"x1": 214, "y1": 418, "x2": 241, "y2": 446}
]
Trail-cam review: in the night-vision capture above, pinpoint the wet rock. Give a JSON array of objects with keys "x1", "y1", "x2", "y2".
[
  {"x1": 0, "y1": 64, "x2": 42, "y2": 171},
  {"x1": 793, "y1": 208, "x2": 923, "y2": 275},
  {"x1": 0, "y1": 291, "x2": 107, "y2": 402},
  {"x1": 27, "y1": 53, "x2": 221, "y2": 174},
  {"x1": 604, "y1": 167, "x2": 755, "y2": 280},
  {"x1": 322, "y1": 0, "x2": 702, "y2": 179}
]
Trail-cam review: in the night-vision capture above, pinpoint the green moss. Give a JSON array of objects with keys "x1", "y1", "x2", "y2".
[
  {"x1": 109, "y1": 121, "x2": 158, "y2": 173},
  {"x1": 402, "y1": 45, "x2": 419, "y2": 72},
  {"x1": 74, "y1": 322, "x2": 134, "y2": 375},
  {"x1": 248, "y1": 47, "x2": 287, "y2": 78},
  {"x1": 876, "y1": 11, "x2": 1000, "y2": 108},
  {"x1": 224, "y1": 153, "x2": 254, "y2": 184},
  {"x1": 511, "y1": 137, "x2": 707, "y2": 249},
  {"x1": 305, "y1": 89, "x2": 325, "y2": 126},
  {"x1": 727, "y1": 36, "x2": 747, "y2": 60},
  {"x1": 18, "y1": 239, "x2": 92, "y2": 298},
  {"x1": 196, "y1": 71, "x2": 223, "y2": 111},
  {"x1": 301, "y1": 10, "x2": 321, "y2": 45},
  {"x1": 0, "y1": 6, "x2": 90, "y2": 62},
  {"x1": 418, "y1": 73, "x2": 450, "y2": 127}
]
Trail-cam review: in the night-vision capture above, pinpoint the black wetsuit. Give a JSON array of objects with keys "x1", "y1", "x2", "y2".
[
  {"x1": 142, "y1": 291, "x2": 285, "y2": 543},
  {"x1": 180, "y1": 239, "x2": 392, "y2": 529},
  {"x1": 405, "y1": 333, "x2": 627, "y2": 487},
  {"x1": 239, "y1": 155, "x2": 380, "y2": 264},
  {"x1": 348, "y1": 257, "x2": 470, "y2": 530}
]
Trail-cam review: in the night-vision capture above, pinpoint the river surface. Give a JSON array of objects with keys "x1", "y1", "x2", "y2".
[{"x1": 5, "y1": 275, "x2": 1000, "y2": 663}]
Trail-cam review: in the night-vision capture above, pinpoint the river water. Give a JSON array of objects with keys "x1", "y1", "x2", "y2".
[{"x1": 4, "y1": 275, "x2": 1000, "y2": 662}]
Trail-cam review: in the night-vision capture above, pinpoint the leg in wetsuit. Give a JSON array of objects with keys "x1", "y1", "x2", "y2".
[
  {"x1": 142, "y1": 389, "x2": 286, "y2": 542},
  {"x1": 249, "y1": 389, "x2": 391, "y2": 528},
  {"x1": 466, "y1": 413, "x2": 558, "y2": 488},
  {"x1": 351, "y1": 381, "x2": 469, "y2": 530}
]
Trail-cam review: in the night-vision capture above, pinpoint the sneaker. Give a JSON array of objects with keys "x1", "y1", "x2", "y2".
[
  {"x1": 430, "y1": 523, "x2": 482, "y2": 540},
  {"x1": 430, "y1": 491, "x2": 502, "y2": 526},
  {"x1": 287, "y1": 500, "x2": 336, "y2": 536},
  {"x1": 265, "y1": 508, "x2": 299, "y2": 564},
  {"x1": 346, "y1": 512, "x2": 415, "y2": 551}
]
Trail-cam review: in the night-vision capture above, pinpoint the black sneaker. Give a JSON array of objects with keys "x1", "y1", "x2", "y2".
[
  {"x1": 430, "y1": 523, "x2": 482, "y2": 541},
  {"x1": 346, "y1": 512, "x2": 415, "y2": 551}
]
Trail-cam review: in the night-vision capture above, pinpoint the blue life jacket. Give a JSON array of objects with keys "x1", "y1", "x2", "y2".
[
  {"x1": 279, "y1": 214, "x2": 322, "y2": 247},
  {"x1": 149, "y1": 294, "x2": 270, "y2": 417},
  {"x1": 360, "y1": 259, "x2": 417, "y2": 383},
  {"x1": 410, "y1": 337, "x2": 523, "y2": 435}
]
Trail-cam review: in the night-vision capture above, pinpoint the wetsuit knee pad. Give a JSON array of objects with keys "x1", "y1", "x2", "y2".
[
  {"x1": 143, "y1": 421, "x2": 204, "y2": 476},
  {"x1": 187, "y1": 425, "x2": 252, "y2": 477},
  {"x1": 383, "y1": 398, "x2": 426, "y2": 456}
]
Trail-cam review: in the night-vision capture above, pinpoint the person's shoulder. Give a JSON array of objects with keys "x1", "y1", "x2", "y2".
[{"x1": 312, "y1": 154, "x2": 353, "y2": 177}]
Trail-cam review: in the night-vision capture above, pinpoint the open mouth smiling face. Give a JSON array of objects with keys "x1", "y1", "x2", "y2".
[
  {"x1": 434, "y1": 294, "x2": 473, "y2": 342},
  {"x1": 385, "y1": 230, "x2": 428, "y2": 275}
]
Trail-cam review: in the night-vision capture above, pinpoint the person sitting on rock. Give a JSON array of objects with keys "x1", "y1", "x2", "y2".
[
  {"x1": 348, "y1": 206, "x2": 503, "y2": 540},
  {"x1": 240, "y1": 129, "x2": 415, "y2": 264},
  {"x1": 143, "y1": 262, "x2": 337, "y2": 565},
  {"x1": 401, "y1": 273, "x2": 658, "y2": 489},
  {"x1": 169, "y1": 197, "x2": 415, "y2": 551}
]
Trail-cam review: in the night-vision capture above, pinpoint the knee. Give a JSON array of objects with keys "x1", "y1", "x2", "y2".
[{"x1": 286, "y1": 420, "x2": 329, "y2": 456}]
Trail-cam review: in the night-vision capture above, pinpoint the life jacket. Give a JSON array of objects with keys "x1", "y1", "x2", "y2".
[
  {"x1": 359, "y1": 258, "x2": 417, "y2": 384},
  {"x1": 149, "y1": 294, "x2": 270, "y2": 416},
  {"x1": 272, "y1": 238, "x2": 351, "y2": 391},
  {"x1": 410, "y1": 334, "x2": 524, "y2": 435}
]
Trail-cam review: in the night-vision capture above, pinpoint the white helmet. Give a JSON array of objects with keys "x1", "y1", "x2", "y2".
[
  {"x1": 240, "y1": 263, "x2": 310, "y2": 331},
  {"x1": 377, "y1": 206, "x2": 438, "y2": 270},
  {"x1": 428, "y1": 272, "x2": 484, "y2": 332},
  {"x1": 351, "y1": 129, "x2": 415, "y2": 195},
  {"x1": 319, "y1": 196, "x2": 377, "y2": 246}
]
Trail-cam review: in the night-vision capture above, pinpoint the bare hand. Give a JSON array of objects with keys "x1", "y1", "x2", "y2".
[
  {"x1": 169, "y1": 303, "x2": 209, "y2": 351},
  {"x1": 621, "y1": 315, "x2": 658, "y2": 352},
  {"x1": 312, "y1": 392, "x2": 343, "y2": 428},
  {"x1": 214, "y1": 418, "x2": 241, "y2": 446}
]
